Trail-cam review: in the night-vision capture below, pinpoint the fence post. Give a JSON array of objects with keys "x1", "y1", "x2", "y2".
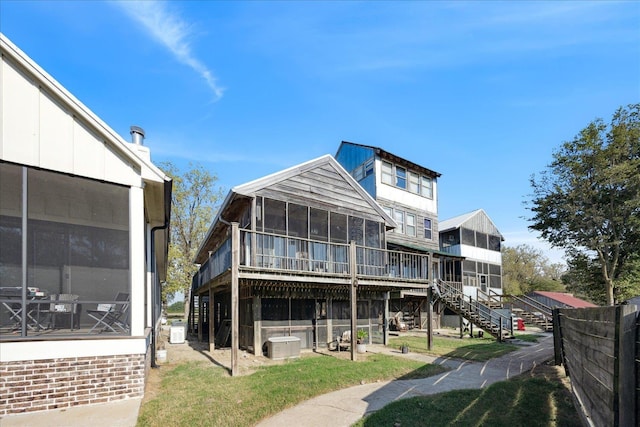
[
  {"x1": 614, "y1": 304, "x2": 637, "y2": 427},
  {"x1": 552, "y1": 308, "x2": 564, "y2": 368}
]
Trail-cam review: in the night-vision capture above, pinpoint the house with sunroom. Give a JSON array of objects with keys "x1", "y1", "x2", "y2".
[
  {"x1": 0, "y1": 34, "x2": 171, "y2": 415},
  {"x1": 335, "y1": 141, "x2": 463, "y2": 331},
  {"x1": 189, "y1": 154, "x2": 440, "y2": 374},
  {"x1": 438, "y1": 209, "x2": 504, "y2": 299}
]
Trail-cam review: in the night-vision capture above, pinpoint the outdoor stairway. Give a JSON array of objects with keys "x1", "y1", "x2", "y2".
[
  {"x1": 434, "y1": 280, "x2": 513, "y2": 341},
  {"x1": 507, "y1": 294, "x2": 553, "y2": 332}
]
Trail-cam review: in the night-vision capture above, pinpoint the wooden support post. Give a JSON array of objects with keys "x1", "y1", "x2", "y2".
[
  {"x1": 349, "y1": 241, "x2": 357, "y2": 362},
  {"x1": 383, "y1": 292, "x2": 389, "y2": 346},
  {"x1": 231, "y1": 222, "x2": 240, "y2": 376},
  {"x1": 198, "y1": 293, "x2": 203, "y2": 342},
  {"x1": 427, "y1": 286, "x2": 433, "y2": 351},
  {"x1": 253, "y1": 296, "x2": 262, "y2": 355},
  {"x1": 209, "y1": 287, "x2": 215, "y2": 352},
  {"x1": 470, "y1": 321, "x2": 473, "y2": 338},
  {"x1": 459, "y1": 315, "x2": 463, "y2": 339}
]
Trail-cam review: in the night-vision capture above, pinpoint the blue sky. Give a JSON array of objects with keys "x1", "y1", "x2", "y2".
[{"x1": 2, "y1": 1, "x2": 639, "y2": 264}]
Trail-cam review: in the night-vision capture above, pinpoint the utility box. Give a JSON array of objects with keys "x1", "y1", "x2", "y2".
[
  {"x1": 170, "y1": 322, "x2": 186, "y2": 344},
  {"x1": 267, "y1": 336, "x2": 301, "y2": 360}
]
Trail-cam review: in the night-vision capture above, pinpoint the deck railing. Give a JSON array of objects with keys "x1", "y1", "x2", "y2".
[{"x1": 193, "y1": 230, "x2": 433, "y2": 291}]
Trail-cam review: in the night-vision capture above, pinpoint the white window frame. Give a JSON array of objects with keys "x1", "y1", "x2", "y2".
[
  {"x1": 381, "y1": 161, "x2": 393, "y2": 185},
  {"x1": 408, "y1": 172, "x2": 420, "y2": 194},
  {"x1": 406, "y1": 213, "x2": 416, "y2": 237},
  {"x1": 364, "y1": 159, "x2": 374, "y2": 177},
  {"x1": 424, "y1": 218, "x2": 432, "y2": 240},
  {"x1": 421, "y1": 176, "x2": 433, "y2": 199},
  {"x1": 395, "y1": 166, "x2": 407, "y2": 189},
  {"x1": 394, "y1": 209, "x2": 405, "y2": 234}
]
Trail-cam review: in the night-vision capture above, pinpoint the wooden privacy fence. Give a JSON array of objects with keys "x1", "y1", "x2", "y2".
[{"x1": 553, "y1": 305, "x2": 638, "y2": 427}]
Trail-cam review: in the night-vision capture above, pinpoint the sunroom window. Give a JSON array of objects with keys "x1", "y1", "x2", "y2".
[{"x1": 0, "y1": 163, "x2": 130, "y2": 339}]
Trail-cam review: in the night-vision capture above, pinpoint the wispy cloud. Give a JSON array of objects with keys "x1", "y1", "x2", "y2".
[{"x1": 115, "y1": 0, "x2": 224, "y2": 100}]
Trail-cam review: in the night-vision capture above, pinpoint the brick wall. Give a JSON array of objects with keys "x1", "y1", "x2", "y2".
[{"x1": 0, "y1": 354, "x2": 145, "y2": 416}]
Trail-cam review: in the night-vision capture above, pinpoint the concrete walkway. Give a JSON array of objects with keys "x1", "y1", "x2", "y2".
[
  {"x1": 257, "y1": 335, "x2": 555, "y2": 427},
  {"x1": 0, "y1": 397, "x2": 142, "y2": 427}
]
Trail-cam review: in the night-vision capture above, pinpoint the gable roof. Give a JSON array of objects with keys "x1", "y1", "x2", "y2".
[
  {"x1": 336, "y1": 141, "x2": 441, "y2": 178},
  {"x1": 532, "y1": 291, "x2": 597, "y2": 308},
  {"x1": 1, "y1": 33, "x2": 172, "y2": 278},
  {"x1": 439, "y1": 209, "x2": 504, "y2": 240},
  {"x1": 0, "y1": 33, "x2": 169, "y2": 186},
  {"x1": 195, "y1": 155, "x2": 397, "y2": 263}
]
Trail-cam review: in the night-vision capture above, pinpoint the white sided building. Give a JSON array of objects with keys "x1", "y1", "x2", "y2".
[
  {"x1": 0, "y1": 34, "x2": 171, "y2": 415},
  {"x1": 438, "y1": 209, "x2": 504, "y2": 299}
]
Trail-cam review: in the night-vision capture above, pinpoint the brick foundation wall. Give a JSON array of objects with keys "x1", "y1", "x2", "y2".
[{"x1": 0, "y1": 354, "x2": 145, "y2": 416}]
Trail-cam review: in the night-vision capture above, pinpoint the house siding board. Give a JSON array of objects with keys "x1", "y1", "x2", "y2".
[
  {"x1": 0, "y1": 36, "x2": 147, "y2": 189},
  {"x1": 1, "y1": 57, "x2": 39, "y2": 164},
  {"x1": 334, "y1": 142, "x2": 374, "y2": 173},
  {"x1": 258, "y1": 166, "x2": 382, "y2": 221}
]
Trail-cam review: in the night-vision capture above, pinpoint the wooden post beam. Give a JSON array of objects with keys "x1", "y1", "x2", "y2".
[
  {"x1": 350, "y1": 241, "x2": 357, "y2": 362},
  {"x1": 231, "y1": 222, "x2": 240, "y2": 376}
]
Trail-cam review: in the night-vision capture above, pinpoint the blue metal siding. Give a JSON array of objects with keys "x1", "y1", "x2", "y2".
[
  {"x1": 335, "y1": 143, "x2": 374, "y2": 172},
  {"x1": 335, "y1": 143, "x2": 376, "y2": 198}
]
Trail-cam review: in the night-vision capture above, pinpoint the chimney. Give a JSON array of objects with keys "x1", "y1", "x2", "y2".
[{"x1": 130, "y1": 125, "x2": 145, "y2": 145}]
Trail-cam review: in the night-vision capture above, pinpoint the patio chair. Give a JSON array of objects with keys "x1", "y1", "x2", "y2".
[
  {"x1": 87, "y1": 292, "x2": 130, "y2": 333},
  {"x1": 49, "y1": 294, "x2": 80, "y2": 330}
]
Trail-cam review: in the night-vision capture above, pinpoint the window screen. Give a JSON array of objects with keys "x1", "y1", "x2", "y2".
[
  {"x1": 264, "y1": 198, "x2": 286, "y2": 234},
  {"x1": 310, "y1": 208, "x2": 328, "y2": 242},
  {"x1": 288, "y1": 203, "x2": 308, "y2": 238}
]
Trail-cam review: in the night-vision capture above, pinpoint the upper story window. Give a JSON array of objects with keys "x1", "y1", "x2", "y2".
[
  {"x1": 424, "y1": 218, "x2": 432, "y2": 240},
  {"x1": 352, "y1": 158, "x2": 375, "y2": 182},
  {"x1": 421, "y1": 176, "x2": 433, "y2": 199},
  {"x1": 406, "y1": 213, "x2": 416, "y2": 237},
  {"x1": 409, "y1": 172, "x2": 420, "y2": 193},
  {"x1": 381, "y1": 161, "x2": 393, "y2": 185},
  {"x1": 394, "y1": 210, "x2": 405, "y2": 234},
  {"x1": 381, "y1": 160, "x2": 434, "y2": 199},
  {"x1": 395, "y1": 166, "x2": 407, "y2": 189}
]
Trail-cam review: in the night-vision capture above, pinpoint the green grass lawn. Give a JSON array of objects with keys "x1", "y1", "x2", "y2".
[
  {"x1": 354, "y1": 368, "x2": 580, "y2": 427},
  {"x1": 137, "y1": 353, "x2": 446, "y2": 427},
  {"x1": 388, "y1": 334, "x2": 521, "y2": 362},
  {"x1": 138, "y1": 334, "x2": 561, "y2": 426}
]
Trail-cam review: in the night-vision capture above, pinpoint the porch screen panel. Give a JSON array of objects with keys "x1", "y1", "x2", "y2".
[
  {"x1": 330, "y1": 213, "x2": 348, "y2": 274},
  {"x1": 461, "y1": 228, "x2": 475, "y2": 246},
  {"x1": 291, "y1": 299, "x2": 314, "y2": 348},
  {"x1": 364, "y1": 220, "x2": 381, "y2": 248},
  {"x1": 0, "y1": 163, "x2": 22, "y2": 288},
  {"x1": 330, "y1": 212, "x2": 347, "y2": 243},
  {"x1": 310, "y1": 208, "x2": 328, "y2": 241},
  {"x1": 26, "y1": 168, "x2": 130, "y2": 333},
  {"x1": 348, "y1": 216, "x2": 364, "y2": 245},
  {"x1": 476, "y1": 232, "x2": 488, "y2": 249},
  {"x1": 370, "y1": 300, "x2": 384, "y2": 344},
  {"x1": 288, "y1": 203, "x2": 308, "y2": 238},
  {"x1": 488, "y1": 235, "x2": 501, "y2": 252},
  {"x1": 0, "y1": 164, "x2": 23, "y2": 332},
  {"x1": 263, "y1": 198, "x2": 286, "y2": 235}
]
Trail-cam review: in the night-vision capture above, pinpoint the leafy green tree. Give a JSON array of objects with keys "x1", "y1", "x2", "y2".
[
  {"x1": 502, "y1": 244, "x2": 565, "y2": 295},
  {"x1": 160, "y1": 162, "x2": 223, "y2": 318},
  {"x1": 528, "y1": 104, "x2": 640, "y2": 305}
]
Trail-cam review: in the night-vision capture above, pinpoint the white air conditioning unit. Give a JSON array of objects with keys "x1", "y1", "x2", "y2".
[{"x1": 170, "y1": 325, "x2": 185, "y2": 344}]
